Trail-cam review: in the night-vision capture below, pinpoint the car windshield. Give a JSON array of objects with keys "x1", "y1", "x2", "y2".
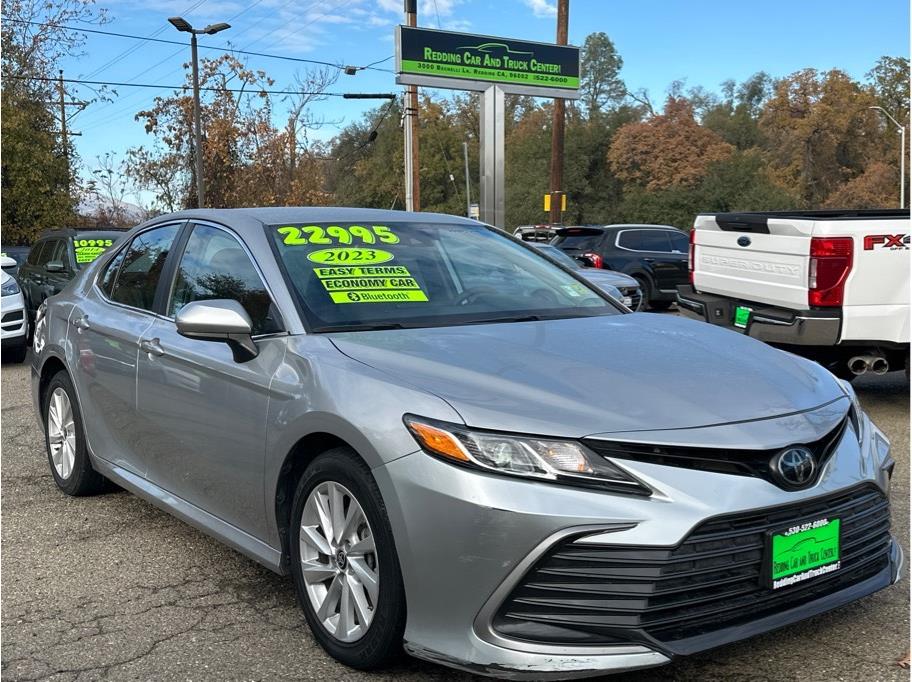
[
  {"x1": 533, "y1": 244, "x2": 582, "y2": 270},
  {"x1": 268, "y1": 221, "x2": 617, "y2": 332}
]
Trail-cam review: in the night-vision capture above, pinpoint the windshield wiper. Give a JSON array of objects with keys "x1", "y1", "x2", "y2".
[
  {"x1": 462, "y1": 315, "x2": 542, "y2": 325},
  {"x1": 313, "y1": 322, "x2": 413, "y2": 333}
]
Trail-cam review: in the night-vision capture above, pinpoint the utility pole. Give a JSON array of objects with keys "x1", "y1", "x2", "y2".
[
  {"x1": 403, "y1": 0, "x2": 421, "y2": 212},
  {"x1": 463, "y1": 140, "x2": 472, "y2": 217},
  {"x1": 869, "y1": 106, "x2": 907, "y2": 209},
  {"x1": 548, "y1": 0, "x2": 569, "y2": 226},
  {"x1": 58, "y1": 71, "x2": 68, "y2": 159}
]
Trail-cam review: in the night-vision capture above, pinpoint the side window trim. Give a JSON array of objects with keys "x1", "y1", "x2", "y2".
[
  {"x1": 165, "y1": 220, "x2": 285, "y2": 336},
  {"x1": 93, "y1": 221, "x2": 188, "y2": 318}
]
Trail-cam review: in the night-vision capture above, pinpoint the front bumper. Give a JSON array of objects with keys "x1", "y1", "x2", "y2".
[
  {"x1": 1, "y1": 292, "x2": 26, "y2": 344},
  {"x1": 676, "y1": 285, "x2": 841, "y2": 346},
  {"x1": 375, "y1": 408, "x2": 900, "y2": 679}
]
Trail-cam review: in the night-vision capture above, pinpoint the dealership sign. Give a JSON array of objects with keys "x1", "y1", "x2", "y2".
[{"x1": 396, "y1": 26, "x2": 580, "y2": 99}]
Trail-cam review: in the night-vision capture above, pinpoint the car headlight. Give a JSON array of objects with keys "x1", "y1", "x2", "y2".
[
  {"x1": 1, "y1": 278, "x2": 20, "y2": 296},
  {"x1": 404, "y1": 415, "x2": 650, "y2": 495}
]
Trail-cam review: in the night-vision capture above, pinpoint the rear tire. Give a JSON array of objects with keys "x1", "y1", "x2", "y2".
[
  {"x1": 290, "y1": 447, "x2": 405, "y2": 670},
  {"x1": 650, "y1": 300, "x2": 674, "y2": 311},
  {"x1": 43, "y1": 370, "x2": 109, "y2": 496}
]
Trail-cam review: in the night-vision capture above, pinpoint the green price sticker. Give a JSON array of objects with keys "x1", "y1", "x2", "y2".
[
  {"x1": 307, "y1": 248, "x2": 394, "y2": 265},
  {"x1": 733, "y1": 306, "x2": 751, "y2": 329}
]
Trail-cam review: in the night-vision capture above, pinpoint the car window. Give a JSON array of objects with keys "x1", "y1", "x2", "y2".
[
  {"x1": 169, "y1": 224, "x2": 282, "y2": 335},
  {"x1": 619, "y1": 230, "x2": 672, "y2": 252},
  {"x1": 552, "y1": 230, "x2": 604, "y2": 252},
  {"x1": 109, "y1": 225, "x2": 180, "y2": 311},
  {"x1": 47, "y1": 240, "x2": 68, "y2": 267},
  {"x1": 668, "y1": 231, "x2": 688, "y2": 253},
  {"x1": 99, "y1": 248, "x2": 127, "y2": 298},
  {"x1": 269, "y1": 221, "x2": 617, "y2": 332},
  {"x1": 534, "y1": 244, "x2": 582, "y2": 270},
  {"x1": 31, "y1": 241, "x2": 54, "y2": 266}
]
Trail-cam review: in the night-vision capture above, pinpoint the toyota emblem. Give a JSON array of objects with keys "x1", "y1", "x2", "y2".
[{"x1": 773, "y1": 447, "x2": 816, "y2": 487}]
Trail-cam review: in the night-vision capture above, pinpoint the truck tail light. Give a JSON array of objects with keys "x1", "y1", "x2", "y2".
[
  {"x1": 808, "y1": 237, "x2": 853, "y2": 307},
  {"x1": 580, "y1": 252, "x2": 603, "y2": 269},
  {"x1": 688, "y1": 228, "x2": 696, "y2": 285}
]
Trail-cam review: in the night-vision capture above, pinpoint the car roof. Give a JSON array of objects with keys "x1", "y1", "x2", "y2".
[
  {"x1": 147, "y1": 207, "x2": 478, "y2": 228},
  {"x1": 37, "y1": 227, "x2": 130, "y2": 240}
]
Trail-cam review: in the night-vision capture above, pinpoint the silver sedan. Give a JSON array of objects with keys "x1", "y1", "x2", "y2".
[{"x1": 31, "y1": 208, "x2": 900, "y2": 679}]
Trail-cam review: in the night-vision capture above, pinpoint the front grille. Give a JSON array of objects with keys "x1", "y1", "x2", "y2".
[
  {"x1": 1, "y1": 310, "x2": 23, "y2": 323},
  {"x1": 619, "y1": 286, "x2": 642, "y2": 311},
  {"x1": 583, "y1": 415, "x2": 848, "y2": 490},
  {"x1": 493, "y1": 485, "x2": 891, "y2": 651}
]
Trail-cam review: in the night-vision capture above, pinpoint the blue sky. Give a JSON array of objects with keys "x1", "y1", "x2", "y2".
[{"x1": 62, "y1": 0, "x2": 909, "y2": 192}]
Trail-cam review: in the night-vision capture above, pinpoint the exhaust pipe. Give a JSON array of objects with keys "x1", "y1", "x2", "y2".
[
  {"x1": 848, "y1": 356, "x2": 869, "y2": 375},
  {"x1": 870, "y1": 357, "x2": 889, "y2": 375},
  {"x1": 848, "y1": 354, "x2": 889, "y2": 376}
]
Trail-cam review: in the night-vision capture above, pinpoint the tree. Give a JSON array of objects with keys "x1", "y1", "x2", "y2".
[
  {"x1": 824, "y1": 161, "x2": 898, "y2": 208},
  {"x1": 759, "y1": 68, "x2": 880, "y2": 206},
  {"x1": 579, "y1": 32, "x2": 626, "y2": 118},
  {"x1": 867, "y1": 56, "x2": 910, "y2": 123},
  {"x1": 608, "y1": 97, "x2": 733, "y2": 190},
  {"x1": 1, "y1": 0, "x2": 106, "y2": 242},
  {"x1": 128, "y1": 56, "x2": 335, "y2": 209}
]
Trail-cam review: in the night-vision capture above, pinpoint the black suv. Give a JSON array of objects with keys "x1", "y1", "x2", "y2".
[
  {"x1": 552, "y1": 224, "x2": 689, "y2": 310},
  {"x1": 18, "y1": 228, "x2": 127, "y2": 330}
]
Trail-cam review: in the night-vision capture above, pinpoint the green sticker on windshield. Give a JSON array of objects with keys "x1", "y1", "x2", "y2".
[
  {"x1": 73, "y1": 238, "x2": 114, "y2": 264},
  {"x1": 311, "y1": 261, "x2": 429, "y2": 304},
  {"x1": 307, "y1": 248, "x2": 394, "y2": 265}
]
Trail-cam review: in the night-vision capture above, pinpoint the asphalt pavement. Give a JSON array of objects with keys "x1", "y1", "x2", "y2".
[{"x1": 2, "y1": 348, "x2": 909, "y2": 681}]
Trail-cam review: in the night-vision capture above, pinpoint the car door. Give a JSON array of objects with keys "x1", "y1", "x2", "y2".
[
  {"x1": 69, "y1": 223, "x2": 183, "y2": 477},
  {"x1": 617, "y1": 229, "x2": 683, "y2": 294},
  {"x1": 42, "y1": 238, "x2": 74, "y2": 299},
  {"x1": 19, "y1": 239, "x2": 50, "y2": 315},
  {"x1": 136, "y1": 222, "x2": 286, "y2": 539}
]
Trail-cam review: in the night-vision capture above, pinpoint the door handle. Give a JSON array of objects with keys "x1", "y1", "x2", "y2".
[
  {"x1": 140, "y1": 338, "x2": 164, "y2": 357},
  {"x1": 72, "y1": 316, "x2": 91, "y2": 332},
  {"x1": 644, "y1": 257, "x2": 656, "y2": 263}
]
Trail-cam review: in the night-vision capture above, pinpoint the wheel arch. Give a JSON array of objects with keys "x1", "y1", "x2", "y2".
[
  {"x1": 37, "y1": 354, "x2": 68, "y2": 417},
  {"x1": 274, "y1": 431, "x2": 366, "y2": 569}
]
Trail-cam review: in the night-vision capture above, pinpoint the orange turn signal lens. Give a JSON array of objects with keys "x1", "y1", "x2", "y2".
[{"x1": 406, "y1": 420, "x2": 470, "y2": 462}]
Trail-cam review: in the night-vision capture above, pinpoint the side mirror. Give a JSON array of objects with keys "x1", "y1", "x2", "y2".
[
  {"x1": 175, "y1": 299, "x2": 258, "y2": 362},
  {"x1": 0, "y1": 256, "x2": 16, "y2": 269},
  {"x1": 46, "y1": 260, "x2": 66, "y2": 273}
]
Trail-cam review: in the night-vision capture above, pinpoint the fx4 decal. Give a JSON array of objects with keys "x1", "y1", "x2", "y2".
[{"x1": 863, "y1": 234, "x2": 910, "y2": 250}]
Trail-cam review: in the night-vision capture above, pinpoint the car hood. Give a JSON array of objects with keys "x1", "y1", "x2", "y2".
[
  {"x1": 329, "y1": 313, "x2": 845, "y2": 438},
  {"x1": 579, "y1": 269, "x2": 638, "y2": 288}
]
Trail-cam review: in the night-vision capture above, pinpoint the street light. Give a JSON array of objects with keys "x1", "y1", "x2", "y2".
[
  {"x1": 868, "y1": 105, "x2": 907, "y2": 209},
  {"x1": 168, "y1": 16, "x2": 231, "y2": 208}
]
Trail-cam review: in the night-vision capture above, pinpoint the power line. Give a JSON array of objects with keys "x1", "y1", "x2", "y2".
[
  {"x1": 10, "y1": 74, "x2": 395, "y2": 98},
  {"x1": 2, "y1": 17, "x2": 394, "y2": 73}
]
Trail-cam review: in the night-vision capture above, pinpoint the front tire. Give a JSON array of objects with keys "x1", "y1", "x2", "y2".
[
  {"x1": 43, "y1": 370, "x2": 108, "y2": 496},
  {"x1": 290, "y1": 447, "x2": 405, "y2": 670},
  {"x1": 4, "y1": 340, "x2": 27, "y2": 363}
]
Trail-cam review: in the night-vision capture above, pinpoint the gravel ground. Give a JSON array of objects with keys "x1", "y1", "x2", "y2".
[{"x1": 2, "y1": 348, "x2": 909, "y2": 682}]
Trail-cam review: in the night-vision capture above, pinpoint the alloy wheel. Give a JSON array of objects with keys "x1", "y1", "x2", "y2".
[
  {"x1": 299, "y1": 481, "x2": 379, "y2": 642},
  {"x1": 47, "y1": 387, "x2": 76, "y2": 479}
]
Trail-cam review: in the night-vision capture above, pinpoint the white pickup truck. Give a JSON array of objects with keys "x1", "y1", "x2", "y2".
[{"x1": 677, "y1": 209, "x2": 909, "y2": 380}]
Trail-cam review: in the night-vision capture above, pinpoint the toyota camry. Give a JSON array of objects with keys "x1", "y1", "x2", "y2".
[{"x1": 31, "y1": 208, "x2": 901, "y2": 679}]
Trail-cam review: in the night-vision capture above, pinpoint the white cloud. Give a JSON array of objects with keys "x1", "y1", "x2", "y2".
[{"x1": 522, "y1": 0, "x2": 556, "y2": 18}]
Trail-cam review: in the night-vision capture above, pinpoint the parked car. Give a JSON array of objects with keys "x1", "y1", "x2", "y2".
[
  {"x1": 18, "y1": 227, "x2": 126, "y2": 334},
  {"x1": 552, "y1": 224, "x2": 689, "y2": 310},
  {"x1": 1, "y1": 245, "x2": 32, "y2": 276},
  {"x1": 32, "y1": 208, "x2": 899, "y2": 680},
  {"x1": 1, "y1": 256, "x2": 28, "y2": 362},
  {"x1": 512, "y1": 224, "x2": 555, "y2": 242},
  {"x1": 678, "y1": 209, "x2": 910, "y2": 380},
  {"x1": 531, "y1": 243, "x2": 643, "y2": 309}
]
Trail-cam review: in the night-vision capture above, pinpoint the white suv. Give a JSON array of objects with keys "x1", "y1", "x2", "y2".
[{"x1": 1, "y1": 257, "x2": 27, "y2": 363}]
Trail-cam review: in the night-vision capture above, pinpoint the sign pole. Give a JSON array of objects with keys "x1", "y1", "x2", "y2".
[
  {"x1": 480, "y1": 85, "x2": 505, "y2": 228},
  {"x1": 403, "y1": 0, "x2": 421, "y2": 212},
  {"x1": 463, "y1": 140, "x2": 472, "y2": 218},
  {"x1": 548, "y1": 0, "x2": 569, "y2": 226}
]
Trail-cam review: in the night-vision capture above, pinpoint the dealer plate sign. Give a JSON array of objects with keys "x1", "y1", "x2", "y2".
[
  {"x1": 770, "y1": 518, "x2": 841, "y2": 589},
  {"x1": 396, "y1": 26, "x2": 580, "y2": 96}
]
